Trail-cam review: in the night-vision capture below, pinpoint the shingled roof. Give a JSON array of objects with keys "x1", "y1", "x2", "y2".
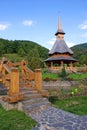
[
  {"x1": 48, "y1": 39, "x2": 73, "y2": 55},
  {"x1": 55, "y1": 29, "x2": 65, "y2": 35},
  {"x1": 45, "y1": 56, "x2": 77, "y2": 62}
]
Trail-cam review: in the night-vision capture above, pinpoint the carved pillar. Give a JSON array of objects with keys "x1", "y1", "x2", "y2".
[
  {"x1": 83, "y1": 64, "x2": 86, "y2": 72},
  {"x1": 9, "y1": 68, "x2": 19, "y2": 96},
  {"x1": 3, "y1": 68, "x2": 24, "y2": 103},
  {"x1": 2, "y1": 67, "x2": 6, "y2": 84},
  {"x1": 61, "y1": 61, "x2": 63, "y2": 69},
  {"x1": 35, "y1": 69, "x2": 42, "y2": 91},
  {"x1": 51, "y1": 62, "x2": 53, "y2": 68},
  {"x1": 21, "y1": 60, "x2": 26, "y2": 76},
  {"x1": 2, "y1": 66, "x2": 5, "y2": 75},
  {"x1": 70, "y1": 62, "x2": 73, "y2": 70},
  {"x1": 21, "y1": 67, "x2": 25, "y2": 76}
]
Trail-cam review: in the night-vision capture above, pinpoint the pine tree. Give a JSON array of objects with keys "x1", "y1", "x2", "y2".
[{"x1": 61, "y1": 65, "x2": 66, "y2": 78}]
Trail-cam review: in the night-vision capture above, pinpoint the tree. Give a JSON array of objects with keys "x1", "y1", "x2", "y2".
[
  {"x1": 79, "y1": 55, "x2": 86, "y2": 65},
  {"x1": 27, "y1": 48, "x2": 41, "y2": 70},
  {"x1": 18, "y1": 47, "x2": 26, "y2": 56}
]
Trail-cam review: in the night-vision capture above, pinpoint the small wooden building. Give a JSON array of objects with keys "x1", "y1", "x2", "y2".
[{"x1": 45, "y1": 18, "x2": 77, "y2": 73}]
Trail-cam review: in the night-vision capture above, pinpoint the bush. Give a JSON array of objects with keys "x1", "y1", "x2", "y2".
[
  {"x1": 61, "y1": 66, "x2": 66, "y2": 78},
  {"x1": 52, "y1": 78, "x2": 58, "y2": 81},
  {"x1": 44, "y1": 77, "x2": 50, "y2": 81},
  {"x1": 49, "y1": 96, "x2": 58, "y2": 103}
]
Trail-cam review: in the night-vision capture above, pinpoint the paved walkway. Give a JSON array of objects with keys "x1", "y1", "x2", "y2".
[{"x1": 29, "y1": 107, "x2": 87, "y2": 130}]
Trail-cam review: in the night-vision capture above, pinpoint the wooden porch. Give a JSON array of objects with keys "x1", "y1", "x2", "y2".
[{"x1": 46, "y1": 60, "x2": 78, "y2": 73}]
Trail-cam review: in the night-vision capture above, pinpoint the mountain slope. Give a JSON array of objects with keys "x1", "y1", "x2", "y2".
[
  {"x1": 0, "y1": 38, "x2": 49, "y2": 69},
  {"x1": 0, "y1": 38, "x2": 87, "y2": 66},
  {"x1": 0, "y1": 38, "x2": 49, "y2": 59},
  {"x1": 71, "y1": 43, "x2": 87, "y2": 65}
]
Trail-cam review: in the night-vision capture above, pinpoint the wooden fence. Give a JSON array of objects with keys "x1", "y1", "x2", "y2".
[{"x1": 0, "y1": 58, "x2": 42, "y2": 103}]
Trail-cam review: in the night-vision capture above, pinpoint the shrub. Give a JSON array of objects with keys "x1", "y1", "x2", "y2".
[
  {"x1": 61, "y1": 65, "x2": 66, "y2": 78},
  {"x1": 44, "y1": 77, "x2": 50, "y2": 81},
  {"x1": 52, "y1": 78, "x2": 57, "y2": 81}
]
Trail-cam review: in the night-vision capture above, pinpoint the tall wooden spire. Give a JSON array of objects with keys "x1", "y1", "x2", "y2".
[
  {"x1": 58, "y1": 17, "x2": 62, "y2": 31},
  {"x1": 55, "y1": 17, "x2": 65, "y2": 40}
]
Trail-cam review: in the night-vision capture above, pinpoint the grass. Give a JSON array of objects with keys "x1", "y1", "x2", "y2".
[
  {"x1": 42, "y1": 72, "x2": 59, "y2": 80},
  {"x1": 50, "y1": 95, "x2": 87, "y2": 116},
  {"x1": 0, "y1": 104, "x2": 37, "y2": 130},
  {"x1": 69, "y1": 73, "x2": 87, "y2": 80},
  {"x1": 42, "y1": 72, "x2": 87, "y2": 81}
]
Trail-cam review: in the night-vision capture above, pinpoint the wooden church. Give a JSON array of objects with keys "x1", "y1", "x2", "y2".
[{"x1": 45, "y1": 18, "x2": 77, "y2": 72}]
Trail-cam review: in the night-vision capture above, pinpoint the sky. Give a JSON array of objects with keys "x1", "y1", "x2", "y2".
[{"x1": 0, "y1": 0, "x2": 87, "y2": 50}]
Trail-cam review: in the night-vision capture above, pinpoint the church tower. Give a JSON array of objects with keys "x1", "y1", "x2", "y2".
[{"x1": 45, "y1": 18, "x2": 77, "y2": 72}]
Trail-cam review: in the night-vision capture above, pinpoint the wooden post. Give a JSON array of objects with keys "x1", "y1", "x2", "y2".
[
  {"x1": 8, "y1": 68, "x2": 19, "y2": 96},
  {"x1": 1, "y1": 60, "x2": 24, "y2": 103},
  {"x1": 21, "y1": 60, "x2": 26, "y2": 76},
  {"x1": 2, "y1": 67, "x2": 5, "y2": 75},
  {"x1": 2, "y1": 67, "x2": 6, "y2": 84},
  {"x1": 51, "y1": 62, "x2": 53, "y2": 68},
  {"x1": 61, "y1": 61, "x2": 63, "y2": 69},
  {"x1": 35, "y1": 69, "x2": 42, "y2": 91},
  {"x1": 70, "y1": 62, "x2": 73, "y2": 70},
  {"x1": 21, "y1": 66, "x2": 25, "y2": 76}
]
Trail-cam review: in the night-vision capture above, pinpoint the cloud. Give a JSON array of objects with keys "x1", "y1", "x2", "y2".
[
  {"x1": 78, "y1": 21, "x2": 87, "y2": 30},
  {"x1": 81, "y1": 32, "x2": 87, "y2": 37},
  {"x1": 22, "y1": 20, "x2": 34, "y2": 26},
  {"x1": 0, "y1": 23, "x2": 10, "y2": 30},
  {"x1": 66, "y1": 41, "x2": 75, "y2": 47}
]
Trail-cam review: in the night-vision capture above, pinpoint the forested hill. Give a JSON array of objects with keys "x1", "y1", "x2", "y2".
[
  {"x1": 71, "y1": 43, "x2": 87, "y2": 65},
  {"x1": 0, "y1": 38, "x2": 87, "y2": 69},
  {"x1": 0, "y1": 38, "x2": 49, "y2": 69},
  {"x1": 0, "y1": 38, "x2": 49, "y2": 58}
]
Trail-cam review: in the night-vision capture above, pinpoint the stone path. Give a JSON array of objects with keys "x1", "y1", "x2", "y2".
[
  {"x1": 0, "y1": 82, "x2": 87, "y2": 130},
  {"x1": 0, "y1": 83, "x2": 7, "y2": 95},
  {"x1": 29, "y1": 106, "x2": 87, "y2": 130}
]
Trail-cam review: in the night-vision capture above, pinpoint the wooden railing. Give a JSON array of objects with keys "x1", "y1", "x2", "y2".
[
  {"x1": 0, "y1": 58, "x2": 43, "y2": 103},
  {"x1": 0, "y1": 58, "x2": 24, "y2": 103},
  {"x1": 47, "y1": 66, "x2": 77, "y2": 73},
  {"x1": 20, "y1": 60, "x2": 42, "y2": 91},
  {"x1": 47, "y1": 65, "x2": 87, "y2": 73},
  {"x1": 77, "y1": 66, "x2": 87, "y2": 72}
]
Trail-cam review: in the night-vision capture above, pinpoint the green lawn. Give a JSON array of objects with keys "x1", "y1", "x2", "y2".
[
  {"x1": 42, "y1": 72, "x2": 87, "y2": 81},
  {"x1": 42, "y1": 72, "x2": 59, "y2": 80},
  {"x1": 50, "y1": 96, "x2": 87, "y2": 116},
  {"x1": 68, "y1": 73, "x2": 87, "y2": 80},
  {"x1": 0, "y1": 104, "x2": 37, "y2": 130}
]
